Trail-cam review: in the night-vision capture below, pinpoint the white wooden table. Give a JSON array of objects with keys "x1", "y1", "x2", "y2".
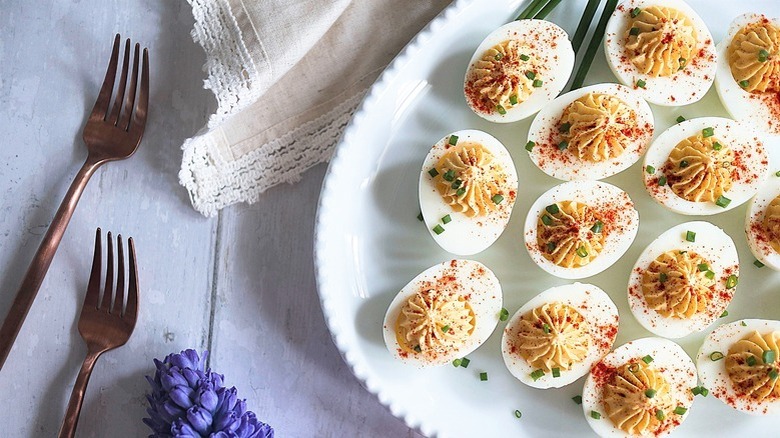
[{"x1": 0, "y1": 1, "x2": 420, "y2": 436}]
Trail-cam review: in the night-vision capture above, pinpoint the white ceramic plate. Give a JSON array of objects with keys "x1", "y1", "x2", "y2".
[{"x1": 314, "y1": 0, "x2": 780, "y2": 436}]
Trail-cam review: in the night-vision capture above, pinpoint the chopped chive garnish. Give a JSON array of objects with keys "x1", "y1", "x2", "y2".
[
  {"x1": 720, "y1": 310, "x2": 728, "y2": 317},
  {"x1": 492, "y1": 194, "x2": 504, "y2": 204},
  {"x1": 679, "y1": 160, "x2": 689, "y2": 168},
  {"x1": 747, "y1": 356, "x2": 757, "y2": 367},
  {"x1": 659, "y1": 272, "x2": 668, "y2": 283},
  {"x1": 442, "y1": 214, "x2": 452, "y2": 224},
  {"x1": 710, "y1": 351, "x2": 725, "y2": 361},
  {"x1": 629, "y1": 27, "x2": 640, "y2": 36},
  {"x1": 442, "y1": 325, "x2": 450, "y2": 333},
  {"x1": 699, "y1": 387, "x2": 709, "y2": 397},
  {"x1": 705, "y1": 270, "x2": 715, "y2": 280},
  {"x1": 630, "y1": 7, "x2": 641, "y2": 17},
  {"x1": 448, "y1": 135, "x2": 459, "y2": 145},
  {"x1": 758, "y1": 49, "x2": 769, "y2": 62},
  {"x1": 546, "y1": 204, "x2": 560, "y2": 214},
  {"x1": 428, "y1": 168, "x2": 439, "y2": 177},
  {"x1": 543, "y1": 323, "x2": 551, "y2": 334},
  {"x1": 558, "y1": 141, "x2": 569, "y2": 150},
  {"x1": 432, "y1": 224, "x2": 445, "y2": 235},
  {"x1": 552, "y1": 367, "x2": 561, "y2": 378},
  {"x1": 525, "y1": 71, "x2": 536, "y2": 80},
  {"x1": 674, "y1": 406, "x2": 687, "y2": 415},
  {"x1": 520, "y1": 54, "x2": 530, "y2": 62},
  {"x1": 573, "y1": 395, "x2": 583, "y2": 404},
  {"x1": 642, "y1": 355, "x2": 654, "y2": 364},
  {"x1": 763, "y1": 350, "x2": 776, "y2": 364},
  {"x1": 509, "y1": 94, "x2": 519, "y2": 105},
  {"x1": 414, "y1": 345, "x2": 421, "y2": 353},
  {"x1": 628, "y1": 363, "x2": 639, "y2": 373},
  {"x1": 525, "y1": 141, "x2": 535, "y2": 151},
  {"x1": 576, "y1": 246, "x2": 589, "y2": 258},
  {"x1": 541, "y1": 215, "x2": 553, "y2": 226},
  {"x1": 726, "y1": 274, "x2": 738, "y2": 289},
  {"x1": 702, "y1": 127, "x2": 715, "y2": 138},
  {"x1": 646, "y1": 165, "x2": 656, "y2": 174},
  {"x1": 636, "y1": 79, "x2": 646, "y2": 88},
  {"x1": 656, "y1": 410, "x2": 665, "y2": 421},
  {"x1": 755, "y1": 260, "x2": 765, "y2": 268},
  {"x1": 453, "y1": 358, "x2": 462, "y2": 367},
  {"x1": 675, "y1": 115, "x2": 686, "y2": 124},
  {"x1": 770, "y1": 369, "x2": 779, "y2": 380},
  {"x1": 531, "y1": 369, "x2": 545, "y2": 381},
  {"x1": 590, "y1": 411, "x2": 601, "y2": 420},
  {"x1": 514, "y1": 409, "x2": 522, "y2": 419},
  {"x1": 546, "y1": 241, "x2": 557, "y2": 252},
  {"x1": 776, "y1": 170, "x2": 780, "y2": 177},
  {"x1": 686, "y1": 231, "x2": 696, "y2": 242},
  {"x1": 739, "y1": 79, "x2": 750, "y2": 88},
  {"x1": 451, "y1": 179, "x2": 462, "y2": 190},
  {"x1": 741, "y1": 321, "x2": 747, "y2": 326},
  {"x1": 460, "y1": 357, "x2": 470, "y2": 368},
  {"x1": 417, "y1": 212, "x2": 423, "y2": 222},
  {"x1": 698, "y1": 263, "x2": 709, "y2": 272},
  {"x1": 713, "y1": 142, "x2": 722, "y2": 151},
  {"x1": 658, "y1": 175, "x2": 667, "y2": 186},
  {"x1": 499, "y1": 308, "x2": 509, "y2": 322},
  {"x1": 494, "y1": 53, "x2": 503, "y2": 61},
  {"x1": 456, "y1": 188, "x2": 466, "y2": 196},
  {"x1": 559, "y1": 122, "x2": 572, "y2": 133},
  {"x1": 533, "y1": 79, "x2": 543, "y2": 88},
  {"x1": 678, "y1": 57, "x2": 687, "y2": 70},
  {"x1": 716, "y1": 195, "x2": 731, "y2": 208},
  {"x1": 496, "y1": 105, "x2": 507, "y2": 115},
  {"x1": 443, "y1": 169, "x2": 455, "y2": 182},
  {"x1": 480, "y1": 372, "x2": 488, "y2": 381},
  {"x1": 691, "y1": 386, "x2": 701, "y2": 395},
  {"x1": 591, "y1": 220, "x2": 603, "y2": 233}
]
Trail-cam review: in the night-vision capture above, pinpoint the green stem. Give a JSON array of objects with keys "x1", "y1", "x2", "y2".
[
  {"x1": 535, "y1": 0, "x2": 563, "y2": 19},
  {"x1": 516, "y1": 0, "x2": 548, "y2": 20},
  {"x1": 570, "y1": 0, "x2": 618, "y2": 90},
  {"x1": 571, "y1": 0, "x2": 602, "y2": 53}
]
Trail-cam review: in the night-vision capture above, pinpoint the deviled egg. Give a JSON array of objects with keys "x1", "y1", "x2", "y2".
[
  {"x1": 524, "y1": 180, "x2": 639, "y2": 279},
  {"x1": 526, "y1": 83, "x2": 654, "y2": 181},
  {"x1": 697, "y1": 319, "x2": 780, "y2": 416},
  {"x1": 715, "y1": 13, "x2": 780, "y2": 136},
  {"x1": 604, "y1": 0, "x2": 717, "y2": 106},
  {"x1": 464, "y1": 19, "x2": 575, "y2": 122},
  {"x1": 501, "y1": 283, "x2": 619, "y2": 389},
  {"x1": 746, "y1": 175, "x2": 780, "y2": 270},
  {"x1": 642, "y1": 117, "x2": 769, "y2": 215},
  {"x1": 419, "y1": 130, "x2": 518, "y2": 255},
  {"x1": 382, "y1": 259, "x2": 502, "y2": 367},
  {"x1": 627, "y1": 221, "x2": 739, "y2": 339},
  {"x1": 583, "y1": 337, "x2": 697, "y2": 437}
]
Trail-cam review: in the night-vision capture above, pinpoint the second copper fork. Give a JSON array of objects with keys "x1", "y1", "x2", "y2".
[{"x1": 58, "y1": 228, "x2": 139, "y2": 438}]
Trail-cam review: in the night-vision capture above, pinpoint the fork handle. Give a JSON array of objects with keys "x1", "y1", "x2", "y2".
[
  {"x1": 0, "y1": 156, "x2": 102, "y2": 370},
  {"x1": 58, "y1": 347, "x2": 103, "y2": 438}
]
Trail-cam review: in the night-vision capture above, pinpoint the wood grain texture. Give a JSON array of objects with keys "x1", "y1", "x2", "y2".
[{"x1": 0, "y1": 0, "x2": 421, "y2": 436}]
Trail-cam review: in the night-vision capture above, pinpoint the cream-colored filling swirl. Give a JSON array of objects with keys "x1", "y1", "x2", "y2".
[
  {"x1": 433, "y1": 142, "x2": 507, "y2": 217},
  {"x1": 763, "y1": 195, "x2": 780, "y2": 254},
  {"x1": 559, "y1": 93, "x2": 637, "y2": 162},
  {"x1": 641, "y1": 250, "x2": 713, "y2": 319},
  {"x1": 625, "y1": 6, "x2": 697, "y2": 77},
  {"x1": 726, "y1": 330, "x2": 780, "y2": 401},
  {"x1": 472, "y1": 40, "x2": 536, "y2": 111},
  {"x1": 395, "y1": 289, "x2": 475, "y2": 359},
  {"x1": 537, "y1": 200, "x2": 605, "y2": 268},
  {"x1": 666, "y1": 134, "x2": 734, "y2": 203},
  {"x1": 729, "y1": 20, "x2": 780, "y2": 93},
  {"x1": 512, "y1": 302, "x2": 590, "y2": 372},
  {"x1": 603, "y1": 360, "x2": 675, "y2": 436}
]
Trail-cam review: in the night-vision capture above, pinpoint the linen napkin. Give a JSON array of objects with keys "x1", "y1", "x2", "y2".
[{"x1": 181, "y1": 0, "x2": 452, "y2": 216}]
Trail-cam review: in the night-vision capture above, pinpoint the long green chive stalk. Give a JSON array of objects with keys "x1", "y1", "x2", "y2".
[
  {"x1": 516, "y1": 0, "x2": 548, "y2": 20},
  {"x1": 571, "y1": 0, "x2": 601, "y2": 53},
  {"x1": 534, "y1": 0, "x2": 563, "y2": 19},
  {"x1": 570, "y1": 0, "x2": 618, "y2": 90}
]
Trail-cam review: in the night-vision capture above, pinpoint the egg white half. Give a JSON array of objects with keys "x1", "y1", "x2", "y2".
[
  {"x1": 697, "y1": 319, "x2": 780, "y2": 416},
  {"x1": 627, "y1": 221, "x2": 739, "y2": 339},
  {"x1": 604, "y1": 0, "x2": 717, "y2": 106},
  {"x1": 745, "y1": 176, "x2": 780, "y2": 271},
  {"x1": 526, "y1": 83, "x2": 654, "y2": 181},
  {"x1": 501, "y1": 283, "x2": 619, "y2": 389},
  {"x1": 382, "y1": 259, "x2": 502, "y2": 367}
]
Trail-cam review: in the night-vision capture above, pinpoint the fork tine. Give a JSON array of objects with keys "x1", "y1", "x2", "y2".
[
  {"x1": 101, "y1": 231, "x2": 114, "y2": 310},
  {"x1": 125, "y1": 237, "x2": 138, "y2": 321},
  {"x1": 108, "y1": 39, "x2": 131, "y2": 127},
  {"x1": 112, "y1": 235, "x2": 125, "y2": 315},
  {"x1": 89, "y1": 34, "x2": 121, "y2": 122},
  {"x1": 130, "y1": 48, "x2": 149, "y2": 134},
  {"x1": 118, "y1": 43, "x2": 140, "y2": 131},
  {"x1": 84, "y1": 228, "x2": 102, "y2": 309}
]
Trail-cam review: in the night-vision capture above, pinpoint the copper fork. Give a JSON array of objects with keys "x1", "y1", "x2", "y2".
[
  {"x1": 0, "y1": 34, "x2": 149, "y2": 369},
  {"x1": 58, "y1": 228, "x2": 139, "y2": 438}
]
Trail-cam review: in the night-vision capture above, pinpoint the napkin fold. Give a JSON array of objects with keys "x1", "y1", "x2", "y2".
[{"x1": 182, "y1": 0, "x2": 451, "y2": 216}]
